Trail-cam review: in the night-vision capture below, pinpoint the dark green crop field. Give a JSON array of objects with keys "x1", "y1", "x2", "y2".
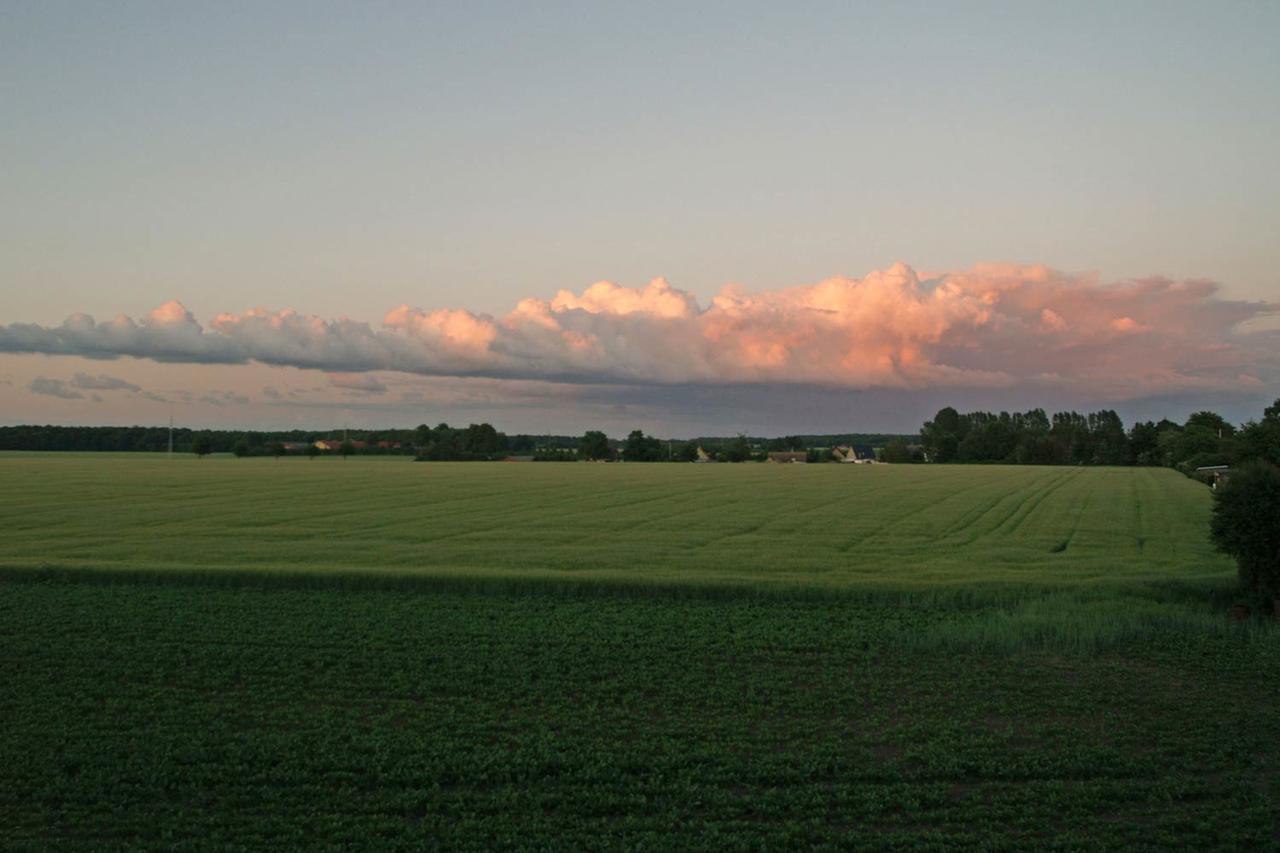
[{"x1": 1, "y1": 455, "x2": 1277, "y2": 848}]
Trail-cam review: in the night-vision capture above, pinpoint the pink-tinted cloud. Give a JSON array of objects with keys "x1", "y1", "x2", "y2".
[{"x1": 1, "y1": 263, "x2": 1275, "y2": 400}]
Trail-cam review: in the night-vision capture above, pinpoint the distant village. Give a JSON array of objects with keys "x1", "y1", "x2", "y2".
[
  {"x1": 0, "y1": 424, "x2": 921, "y2": 463},
  {"x1": 6, "y1": 395, "x2": 1277, "y2": 480},
  {"x1": 293, "y1": 436, "x2": 904, "y2": 464}
]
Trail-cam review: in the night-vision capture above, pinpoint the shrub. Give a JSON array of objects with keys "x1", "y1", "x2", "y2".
[{"x1": 1210, "y1": 462, "x2": 1280, "y2": 602}]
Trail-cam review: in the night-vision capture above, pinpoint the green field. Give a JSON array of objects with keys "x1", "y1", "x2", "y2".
[
  {"x1": 0, "y1": 453, "x2": 1236, "y2": 587},
  {"x1": 1, "y1": 455, "x2": 1276, "y2": 848}
]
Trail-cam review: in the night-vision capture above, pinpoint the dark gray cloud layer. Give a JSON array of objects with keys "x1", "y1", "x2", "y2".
[
  {"x1": 71, "y1": 372, "x2": 141, "y2": 392},
  {"x1": 29, "y1": 377, "x2": 84, "y2": 399},
  {"x1": 27, "y1": 371, "x2": 147, "y2": 401}
]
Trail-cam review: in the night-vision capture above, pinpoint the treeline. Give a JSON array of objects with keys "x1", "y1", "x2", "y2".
[
  {"x1": 413, "y1": 423, "x2": 580, "y2": 460},
  {"x1": 919, "y1": 400, "x2": 1280, "y2": 471},
  {"x1": 0, "y1": 424, "x2": 917, "y2": 461},
  {"x1": 0, "y1": 424, "x2": 580, "y2": 457},
  {"x1": 690, "y1": 433, "x2": 914, "y2": 452},
  {"x1": 12, "y1": 410, "x2": 1278, "y2": 470}
]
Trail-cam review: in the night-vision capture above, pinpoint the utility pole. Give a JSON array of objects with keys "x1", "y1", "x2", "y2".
[{"x1": 168, "y1": 415, "x2": 173, "y2": 458}]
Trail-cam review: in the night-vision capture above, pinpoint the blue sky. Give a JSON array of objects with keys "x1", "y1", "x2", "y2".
[{"x1": 1, "y1": 2, "x2": 1277, "y2": 433}]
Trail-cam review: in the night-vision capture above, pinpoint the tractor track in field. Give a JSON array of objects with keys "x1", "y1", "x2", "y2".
[
  {"x1": 970, "y1": 469, "x2": 1080, "y2": 544},
  {"x1": 1054, "y1": 492, "x2": 1095, "y2": 555},
  {"x1": 930, "y1": 481, "x2": 1024, "y2": 544},
  {"x1": 833, "y1": 475, "x2": 1009, "y2": 555}
]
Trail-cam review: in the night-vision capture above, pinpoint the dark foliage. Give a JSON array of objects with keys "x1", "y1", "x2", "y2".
[
  {"x1": 578, "y1": 430, "x2": 612, "y2": 461},
  {"x1": 921, "y1": 399, "x2": 1280, "y2": 470},
  {"x1": 881, "y1": 438, "x2": 924, "y2": 463},
  {"x1": 623, "y1": 430, "x2": 666, "y2": 462},
  {"x1": 1210, "y1": 462, "x2": 1280, "y2": 600}
]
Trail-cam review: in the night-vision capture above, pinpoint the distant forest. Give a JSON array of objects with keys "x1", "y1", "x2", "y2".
[{"x1": 917, "y1": 400, "x2": 1280, "y2": 475}]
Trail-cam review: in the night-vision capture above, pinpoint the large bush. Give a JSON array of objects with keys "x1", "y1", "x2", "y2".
[{"x1": 1210, "y1": 462, "x2": 1280, "y2": 601}]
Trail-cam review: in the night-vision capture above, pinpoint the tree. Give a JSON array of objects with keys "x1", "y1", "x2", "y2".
[
  {"x1": 623, "y1": 430, "x2": 663, "y2": 462},
  {"x1": 933, "y1": 406, "x2": 962, "y2": 436},
  {"x1": 191, "y1": 435, "x2": 213, "y2": 458},
  {"x1": 676, "y1": 442, "x2": 699, "y2": 462},
  {"x1": 1168, "y1": 425, "x2": 1226, "y2": 469},
  {"x1": 462, "y1": 423, "x2": 504, "y2": 456},
  {"x1": 921, "y1": 407, "x2": 963, "y2": 462},
  {"x1": 1231, "y1": 398, "x2": 1280, "y2": 469},
  {"x1": 306, "y1": 443, "x2": 320, "y2": 460},
  {"x1": 339, "y1": 440, "x2": 355, "y2": 459},
  {"x1": 1090, "y1": 410, "x2": 1129, "y2": 465},
  {"x1": 414, "y1": 423, "x2": 433, "y2": 448},
  {"x1": 766, "y1": 435, "x2": 805, "y2": 452},
  {"x1": 881, "y1": 438, "x2": 918, "y2": 463},
  {"x1": 1128, "y1": 421, "x2": 1160, "y2": 466},
  {"x1": 1186, "y1": 410, "x2": 1234, "y2": 438},
  {"x1": 1235, "y1": 418, "x2": 1280, "y2": 468},
  {"x1": 956, "y1": 416, "x2": 1016, "y2": 462},
  {"x1": 579, "y1": 430, "x2": 611, "y2": 461},
  {"x1": 722, "y1": 433, "x2": 752, "y2": 463},
  {"x1": 1210, "y1": 462, "x2": 1280, "y2": 604},
  {"x1": 232, "y1": 439, "x2": 251, "y2": 458},
  {"x1": 269, "y1": 442, "x2": 286, "y2": 459},
  {"x1": 508, "y1": 434, "x2": 537, "y2": 453}
]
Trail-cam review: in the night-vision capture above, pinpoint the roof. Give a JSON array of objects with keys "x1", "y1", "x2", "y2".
[{"x1": 314, "y1": 439, "x2": 367, "y2": 450}]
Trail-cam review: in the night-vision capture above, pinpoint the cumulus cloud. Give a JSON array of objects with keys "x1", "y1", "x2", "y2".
[
  {"x1": 2, "y1": 264, "x2": 1276, "y2": 401},
  {"x1": 29, "y1": 377, "x2": 84, "y2": 399}
]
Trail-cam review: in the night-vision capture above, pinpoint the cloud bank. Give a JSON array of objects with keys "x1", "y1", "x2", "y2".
[
  {"x1": 70, "y1": 372, "x2": 141, "y2": 392},
  {"x1": 29, "y1": 377, "x2": 85, "y2": 399},
  {"x1": 28, "y1": 372, "x2": 143, "y2": 399},
  {"x1": 3, "y1": 263, "x2": 1276, "y2": 400}
]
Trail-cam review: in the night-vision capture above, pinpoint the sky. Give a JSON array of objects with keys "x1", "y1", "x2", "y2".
[{"x1": 2, "y1": 1, "x2": 1278, "y2": 436}]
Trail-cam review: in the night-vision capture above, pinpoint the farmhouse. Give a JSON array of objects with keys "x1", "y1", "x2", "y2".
[
  {"x1": 832, "y1": 444, "x2": 877, "y2": 463},
  {"x1": 767, "y1": 451, "x2": 807, "y2": 464},
  {"x1": 1195, "y1": 465, "x2": 1231, "y2": 489}
]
